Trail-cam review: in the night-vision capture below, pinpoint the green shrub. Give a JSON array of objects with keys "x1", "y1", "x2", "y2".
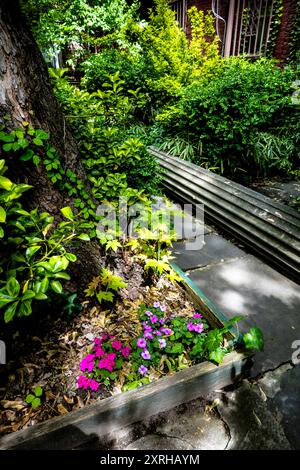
[{"x1": 156, "y1": 57, "x2": 299, "y2": 179}]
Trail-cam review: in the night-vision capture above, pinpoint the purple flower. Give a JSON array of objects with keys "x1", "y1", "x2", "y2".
[
  {"x1": 187, "y1": 322, "x2": 196, "y2": 332},
  {"x1": 144, "y1": 332, "x2": 153, "y2": 340},
  {"x1": 145, "y1": 310, "x2": 152, "y2": 317},
  {"x1": 193, "y1": 313, "x2": 203, "y2": 319},
  {"x1": 153, "y1": 301, "x2": 160, "y2": 308},
  {"x1": 161, "y1": 327, "x2": 172, "y2": 336},
  {"x1": 158, "y1": 338, "x2": 166, "y2": 349},
  {"x1": 153, "y1": 330, "x2": 162, "y2": 336},
  {"x1": 144, "y1": 325, "x2": 153, "y2": 333},
  {"x1": 150, "y1": 315, "x2": 158, "y2": 324},
  {"x1": 194, "y1": 322, "x2": 204, "y2": 334},
  {"x1": 160, "y1": 304, "x2": 167, "y2": 312},
  {"x1": 159, "y1": 318, "x2": 165, "y2": 325},
  {"x1": 141, "y1": 349, "x2": 151, "y2": 360},
  {"x1": 139, "y1": 365, "x2": 148, "y2": 376},
  {"x1": 142, "y1": 321, "x2": 148, "y2": 327},
  {"x1": 137, "y1": 338, "x2": 147, "y2": 349}
]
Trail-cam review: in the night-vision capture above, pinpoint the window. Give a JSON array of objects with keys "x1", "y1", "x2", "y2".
[{"x1": 170, "y1": 0, "x2": 187, "y2": 31}]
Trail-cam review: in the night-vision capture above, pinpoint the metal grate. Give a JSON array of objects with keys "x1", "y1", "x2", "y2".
[
  {"x1": 169, "y1": 0, "x2": 187, "y2": 31},
  {"x1": 225, "y1": 0, "x2": 276, "y2": 57}
]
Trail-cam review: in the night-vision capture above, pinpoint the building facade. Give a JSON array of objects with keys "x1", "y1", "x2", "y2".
[{"x1": 169, "y1": 0, "x2": 298, "y2": 63}]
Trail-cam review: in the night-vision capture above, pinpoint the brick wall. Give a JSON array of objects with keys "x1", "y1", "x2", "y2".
[{"x1": 274, "y1": 0, "x2": 298, "y2": 63}]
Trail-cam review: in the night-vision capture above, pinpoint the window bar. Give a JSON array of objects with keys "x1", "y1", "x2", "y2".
[
  {"x1": 265, "y1": 0, "x2": 275, "y2": 54},
  {"x1": 253, "y1": 0, "x2": 263, "y2": 55},
  {"x1": 237, "y1": 0, "x2": 246, "y2": 55},
  {"x1": 232, "y1": 0, "x2": 241, "y2": 55},
  {"x1": 259, "y1": 0, "x2": 268, "y2": 55}
]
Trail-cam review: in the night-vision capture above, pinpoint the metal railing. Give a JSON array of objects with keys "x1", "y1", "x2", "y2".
[{"x1": 170, "y1": 0, "x2": 187, "y2": 31}]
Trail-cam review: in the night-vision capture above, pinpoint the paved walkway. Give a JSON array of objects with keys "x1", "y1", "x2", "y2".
[{"x1": 119, "y1": 203, "x2": 300, "y2": 450}]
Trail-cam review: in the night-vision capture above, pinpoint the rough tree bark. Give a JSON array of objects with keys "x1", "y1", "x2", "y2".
[{"x1": 0, "y1": 0, "x2": 103, "y2": 287}]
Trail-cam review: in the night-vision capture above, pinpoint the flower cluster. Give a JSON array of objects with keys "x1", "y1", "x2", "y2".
[{"x1": 77, "y1": 333, "x2": 131, "y2": 392}]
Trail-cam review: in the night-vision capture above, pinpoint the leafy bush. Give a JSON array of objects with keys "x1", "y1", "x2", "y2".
[
  {"x1": 0, "y1": 157, "x2": 87, "y2": 322},
  {"x1": 156, "y1": 58, "x2": 299, "y2": 179}
]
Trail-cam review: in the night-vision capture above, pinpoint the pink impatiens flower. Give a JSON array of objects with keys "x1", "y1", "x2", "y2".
[
  {"x1": 158, "y1": 338, "x2": 166, "y2": 349},
  {"x1": 187, "y1": 322, "x2": 195, "y2": 332},
  {"x1": 145, "y1": 310, "x2": 152, "y2": 317},
  {"x1": 144, "y1": 332, "x2": 153, "y2": 340},
  {"x1": 160, "y1": 304, "x2": 167, "y2": 312},
  {"x1": 195, "y1": 323, "x2": 204, "y2": 334},
  {"x1": 80, "y1": 354, "x2": 95, "y2": 372},
  {"x1": 139, "y1": 365, "x2": 148, "y2": 376},
  {"x1": 153, "y1": 301, "x2": 160, "y2": 308},
  {"x1": 161, "y1": 327, "x2": 172, "y2": 335},
  {"x1": 150, "y1": 315, "x2": 158, "y2": 324},
  {"x1": 111, "y1": 340, "x2": 122, "y2": 351},
  {"x1": 94, "y1": 337, "x2": 101, "y2": 346},
  {"x1": 141, "y1": 349, "x2": 151, "y2": 360},
  {"x1": 121, "y1": 346, "x2": 131, "y2": 358},
  {"x1": 137, "y1": 338, "x2": 147, "y2": 348},
  {"x1": 94, "y1": 347, "x2": 106, "y2": 358},
  {"x1": 193, "y1": 313, "x2": 203, "y2": 319},
  {"x1": 159, "y1": 318, "x2": 165, "y2": 325}
]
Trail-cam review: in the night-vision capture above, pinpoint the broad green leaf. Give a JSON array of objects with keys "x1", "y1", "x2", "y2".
[
  {"x1": 0, "y1": 206, "x2": 6, "y2": 223},
  {"x1": 50, "y1": 280, "x2": 63, "y2": 294},
  {"x1": 35, "y1": 293, "x2": 48, "y2": 300},
  {"x1": 170, "y1": 343, "x2": 184, "y2": 354},
  {"x1": 25, "y1": 394, "x2": 35, "y2": 404},
  {"x1": 0, "y1": 175, "x2": 13, "y2": 190},
  {"x1": 61, "y1": 206, "x2": 74, "y2": 221},
  {"x1": 31, "y1": 398, "x2": 41, "y2": 409},
  {"x1": 19, "y1": 300, "x2": 32, "y2": 317},
  {"x1": 77, "y1": 233, "x2": 90, "y2": 241},
  {"x1": 65, "y1": 252, "x2": 77, "y2": 262},
  {"x1": 0, "y1": 226, "x2": 4, "y2": 238},
  {"x1": 26, "y1": 245, "x2": 41, "y2": 260},
  {"x1": 243, "y1": 327, "x2": 264, "y2": 351},
  {"x1": 34, "y1": 386, "x2": 43, "y2": 397},
  {"x1": 4, "y1": 301, "x2": 18, "y2": 322},
  {"x1": 53, "y1": 272, "x2": 71, "y2": 280},
  {"x1": 6, "y1": 277, "x2": 20, "y2": 298},
  {"x1": 209, "y1": 348, "x2": 226, "y2": 364},
  {"x1": 21, "y1": 290, "x2": 36, "y2": 301}
]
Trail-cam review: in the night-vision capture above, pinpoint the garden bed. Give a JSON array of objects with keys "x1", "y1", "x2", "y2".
[{"x1": 0, "y1": 263, "x2": 253, "y2": 449}]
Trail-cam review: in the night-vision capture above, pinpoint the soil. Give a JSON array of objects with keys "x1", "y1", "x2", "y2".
[{"x1": 0, "y1": 258, "x2": 196, "y2": 437}]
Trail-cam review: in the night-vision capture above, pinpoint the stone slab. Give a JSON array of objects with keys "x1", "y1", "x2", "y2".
[
  {"x1": 188, "y1": 255, "x2": 300, "y2": 375},
  {"x1": 173, "y1": 234, "x2": 245, "y2": 271}
]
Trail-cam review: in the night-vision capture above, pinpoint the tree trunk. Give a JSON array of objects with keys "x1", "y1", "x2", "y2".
[{"x1": 0, "y1": 0, "x2": 103, "y2": 288}]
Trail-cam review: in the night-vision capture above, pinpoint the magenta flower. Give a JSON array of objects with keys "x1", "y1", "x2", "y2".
[
  {"x1": 121, "y1": 346, "x2": 131, "y2": 358},
  {"x1": 195, "y1": 323, "x2": 204, "y2": 334},
  {"x1": 102, "y1": 334, "x2": 108, "y2": 340},
  {"x1": 144, "y1": 325, "x2": 153, "y2": 332},
  {"x1": 153, "y1": 301, "x2": 160, "y2": 308},
  {"x1": 98, "y1": 358, "x2": 114, "y2": 372},
  {"x1": 106, "y1": 352, "x2": 116, "y2": 361},
  {"x1": 154, "y1": 330, "x2": 162, "y2": 336},
  {"x1": 94, "y1": 337, "x2": 101, "y2": 346},
  {"x1": 161, "y1": 327, "x2": 172, "y2": 335},
  {"x1": 139, "y1": 365, "x2": 148, "y2": 376},
  {"x1": 159, "y1": 318, "x2": 165, "y2": 325},
  {"x1": 89, "y1": 379, "x2": 99, "y2": 392},
  {"x1": 160, "y1": 304, "x2": 167, "y2": 312},
  {"x1": 187, "y1": 322, "x2": 195, "y2": 332},
  {"x1": 137, "y1": 338, "x2": 147, "y2": 349},
  {"x1": 150, "y1": 315, "x2": 158, "y2": 324},
  {"x1": 145, "y1": 310, "x2": 152, "y2": 317},
  {"x1": 144, "y1": 332, "x2": 154, "y2": 340},
  {"x1": 193, "y1": 313, "x2": 203, "y2": 319},
  {"x1": 141, "y1": 349, "x2": 151, "y2": 360},
  {"x1": 94, "y1": 347, "x2": 106, "y2": 358},
  {"x1": 112, "y1": 340, "x2": 122, "y2": 351},
  {"x1": 158, "y1": 338, "x2": 166, "y2": 349},
  {"x1": 80, "y1": 354, "x2": 95, "y2": 372}
]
